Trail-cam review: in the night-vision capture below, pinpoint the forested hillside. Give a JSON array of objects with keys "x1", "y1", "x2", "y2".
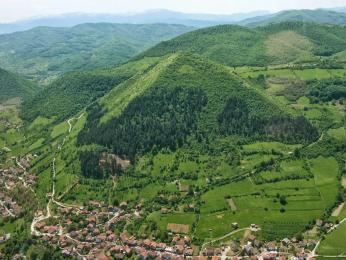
[
  {"x1": 138, "y1": 22, "x2": 346, "y2": 66},
  {"x1": 241, "y1": 9, "x2": 346, "y2": 27},
  {"x1": 22, "y1": 57, "x2": 161, "y2": 122},
  {"x1": 0, "y1": 67, "x2": 39, "y2": 103},
  {"x1": 0, "y1": 23, "x2": 193, "y2": 83},
  {"x1": 78, "y1": 54, "x2": 318, "y2": 166}
]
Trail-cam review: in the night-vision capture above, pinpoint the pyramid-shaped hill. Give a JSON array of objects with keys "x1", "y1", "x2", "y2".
[{"x1": 78, "y1": 53, "x2": 318, "y2": 161}]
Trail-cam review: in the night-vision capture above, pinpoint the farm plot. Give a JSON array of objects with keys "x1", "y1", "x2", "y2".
[
  {"x1": 197, "y1": 157, "x2": 339, "y2": 240},
  {"x1": 167, "y1": 223, "x2": 190, "y2": 233},
  {"x1": 255, "y1": 159, "x2": 312, "y2": 183},
  {"x1": 147, "y1": 211, "x2": 196, "y2": 233},
  {"x1": 317, "y1": 221, "x2": 346, "y2": 255}
]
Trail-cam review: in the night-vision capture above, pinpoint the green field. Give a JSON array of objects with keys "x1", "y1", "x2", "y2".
[{"x1": 317, "y1": 222, "x2": 346, "y2": 255}]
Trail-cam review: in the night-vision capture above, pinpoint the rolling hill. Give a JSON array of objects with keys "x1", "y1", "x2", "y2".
[
  {"x1": 138, "y1": 22, "x2": 346, "y2": 66},
  {"x1": 0, "y1": 23, "x2": 193, "y2": 84},
  {"x1": 22, "y1": 21, "x2": 346, "y2": 122},
  {"x1": 0, "y1": 67, "x2": 39, "y2": 103},
  {"x1": 0, "y1": 10, "x2": 270, "y2": 34},
  {"x1": 241, "y1": 9, "x2": 346, "y2": 27}
]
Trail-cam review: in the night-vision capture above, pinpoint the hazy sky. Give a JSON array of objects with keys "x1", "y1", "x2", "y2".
[{"x1": 1, "y1": 0, "x2": 346, "y2": 23}]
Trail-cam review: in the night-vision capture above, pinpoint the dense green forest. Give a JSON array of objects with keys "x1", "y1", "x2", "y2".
[
  {"x1": 307, "y1": 78, "x2": 346, "y2": 102},
  {"x1": 0, "y1": 23, "x2": 193, "y2": 83},
  {"x1": 78, "y1": 86, "x2": 208, "y2": 160},
  {"x1": 138, "y1": 21, "x2": 346, "y2": 66},
  {"x1": 241, "y1": 9, "x2": 346, "y2": 27},
  {"x1": 0, "y1": 67, "x2": 39, "y2": 103},
  {"x1": 218, "y1": 97, "x2": 318, "y2": 143}
]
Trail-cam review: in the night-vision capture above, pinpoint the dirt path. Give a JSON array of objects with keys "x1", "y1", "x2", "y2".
[
  {"x1": 31, "y1": 114, "x2": 84, "y2": 236},
  {"x1": 332, "y1": 203, "x2": 345, "y2": 217},
  {"x1": 67, "y1": 113, "x2": 84, "y2": 133},
  {"x1": 307, "y1": 132, "x2": 324, "y2": 148},
  {"x1": 15, "y1": 158, "x2": 35, "y2": 193}
]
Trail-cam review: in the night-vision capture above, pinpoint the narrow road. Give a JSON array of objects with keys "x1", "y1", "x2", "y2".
[
  {"x1": 67, "y1": 113, "x2": 84, "y2": 133},
  {"x1": 31, "y1": 114, "x2": 84, "y2": 236},
  {"x1": 0, "y1": 200, "x2": 15, "y2": 217},
  {"x1": 307, "y1": 132, "x2": 324, "y2": 148}
]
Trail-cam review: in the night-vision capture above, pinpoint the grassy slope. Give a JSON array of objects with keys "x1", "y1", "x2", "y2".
[
  {"x1": 22, "y1": 57, "x2": 161, "y2": 122},
  {"x1": 0, "y1": 23, "x2": 194, "y2": 84},
  {"x1": 317, "y1": 222, "x2": 346, "y2": 255}
]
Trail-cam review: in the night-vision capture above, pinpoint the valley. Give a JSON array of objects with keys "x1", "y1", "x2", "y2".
[{"x1": 0, "y1": 8, "x2": 345, "y2": 260}]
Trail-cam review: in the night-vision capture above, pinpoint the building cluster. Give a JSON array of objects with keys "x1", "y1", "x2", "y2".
[
  {"x1": 34, "y1": 200, "x2": 195, "y2": 259},
  {"x1": 0, "y1": 155, "x2": 37, "y2": 190},
  {"x1": 0, "y1": 191, "x2": 21, "y2": 218}
]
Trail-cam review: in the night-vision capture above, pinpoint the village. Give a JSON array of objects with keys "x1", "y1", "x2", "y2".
[
  {"x1": 0, "y1": 151, "x2": 339, "y2": 260},
  {"x1": 0, "y1": 154, "x2": 37, "y2": 219},
  {"x1": 29, "y1": 193, "x2": 337, "y2": 260}
]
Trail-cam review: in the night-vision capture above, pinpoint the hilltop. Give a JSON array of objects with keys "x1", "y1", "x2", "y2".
[{"x1": 241, "y1": 9, "x2": 346, "y2": 27}]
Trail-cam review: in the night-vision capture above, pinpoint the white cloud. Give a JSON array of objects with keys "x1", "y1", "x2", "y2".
[{"x1": 1, "y1": 0, "x2": 346, "y2": 23}]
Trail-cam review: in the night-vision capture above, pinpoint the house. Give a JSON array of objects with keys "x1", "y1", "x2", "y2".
[
  {"x1": 119, "y1": 202, "x2": 128, "y2": 210},
  {"x1": 203, "y1": 247, "x2": 215, "y2": 256},
  {"x1": 232, "y1": 222, "x2": 239, "y2": 229},
  {"x1": 282, "y1": 238, "x2": 290, "y2": 247},
  {"x1": 174, "y1": 245, "x2": 184, "y2": 254},
  {"x1": 247, "y1": 234, "x2": 256, "y2": 243},
  {"x1": 244, "y1": 243, "x2": 255, "y2": 256},
  {"x1": 266, "y1": 242, "x2": 277, "y2": 252},
  {"x1": 316, "y1": 219, "x2": 323, "y2": 227},
  {"x1": 160, "y1": 208, "x2": 168, "y2": 214},
  {"x1": 184, "y1": 248, "x2": 194, "y2": 256},
  {"x1": 250, "y1": 224, "x2": 257, "y2": 229},
  {"x1": 263, "y1": 252, "x2": 277, "y2": 260}
]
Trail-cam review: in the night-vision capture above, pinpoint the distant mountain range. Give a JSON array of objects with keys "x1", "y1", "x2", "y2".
[
  {"x1": 0, "y1": 23, "x2": 193, "y2": 84},
  {"x1": 330, "y1": 6, "x2": 346, "y2": 13},
  {"x1": 240, "y1": 9, "x2": 346, "y2": 27},
  {"x1": 0, "y1": 9, "x2": 270, "y2": 34},
  {"x1": 1, "y1": 7, "x2": 346, "y2": 35}
]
